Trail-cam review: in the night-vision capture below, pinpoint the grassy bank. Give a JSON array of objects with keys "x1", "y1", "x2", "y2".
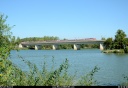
[{"x1": 102, "y1": 49, "x2": 125, "y2": 53}]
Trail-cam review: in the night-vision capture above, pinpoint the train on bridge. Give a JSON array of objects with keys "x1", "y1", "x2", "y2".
[
  {"x1": 19, "y1": 38, "x2": 105, "y2": 51},
  {"x1": 58, "y1": 38, "x2": 96, "y2": 41}
]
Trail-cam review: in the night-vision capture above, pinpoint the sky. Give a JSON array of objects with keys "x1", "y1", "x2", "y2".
[{"x1": 0, "y1": 0, "x2": 128, "y2": 40}]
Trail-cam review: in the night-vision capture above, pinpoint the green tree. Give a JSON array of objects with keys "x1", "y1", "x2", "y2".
[
  {"x1": 124, "y1": 38, "x2": 128, "y2": 53},
  {"x1": 101, "y1": 37, "x2": 106, "y2": 40},
  {"x1": 0, "y1": 13, "x2": 16, "y2": 85},
  {"x1": 0, "y1": 14, "x2": 15, "y2": 59},
  {"x1": 103, "y1": 37, "x2": 113, "y2": 50},
  {"x1": 114, "y1": 29, "x2": 127, "y2": 49},
  {"x1": 16, "y1": 37, "x2": 21, "y2": 44},
  {"x1": 123, "y1": 38, "x2": 128, "y2": 47}
]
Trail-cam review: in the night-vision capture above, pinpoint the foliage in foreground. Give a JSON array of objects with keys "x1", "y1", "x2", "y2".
[{"x1": 0, "y1": 56, "x2": 100, "y2": 86}]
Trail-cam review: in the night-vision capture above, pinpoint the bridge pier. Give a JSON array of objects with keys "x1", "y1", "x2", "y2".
[
  {"x1": 100, "y1": 43, "x2": 104, "y2": 50},
  {"x1": 74, "y1": 44, "x2": 80, "y2": 50},
  {"x1": 19, "y1": 40, "x2": 105, "y2": 50},
  {"x1": 35, "y1": 45, "x2": 41, "y2": 50},
  {"x1": 52, "y1": 44, "x2": 59, "y2": 50},
  {"x1": 19, "y1": 44, "x2": 23, "y2": 48}
]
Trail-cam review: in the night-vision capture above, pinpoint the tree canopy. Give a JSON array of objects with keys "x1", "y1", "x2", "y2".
[
  {"x1": 103, "y1": 29, "x2": 128, "y2": 52},
  {"x1": 114, "y1": 29, "x2": 127, "y2": 49},
  {"x1": 0, "y1": 14, "x2": 15, "y2": 59},
  {"x1": 103, "y1": 37, "x2": 113, "y2": 49},
  {"x1": 20, "y1": 36, "x2": 59, "y2": 42}
]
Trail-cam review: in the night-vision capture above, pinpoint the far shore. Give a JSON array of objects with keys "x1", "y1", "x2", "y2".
[{"x1": 102, "y1": 49, "x2": 125, "y2": 53}]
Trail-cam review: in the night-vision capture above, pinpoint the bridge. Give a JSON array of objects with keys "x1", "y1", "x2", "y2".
[{"x1": 19, "y1": 40, "x2": 105, "y2": 50}]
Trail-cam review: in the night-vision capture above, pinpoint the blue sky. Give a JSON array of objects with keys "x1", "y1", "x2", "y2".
[{"x1": 0, "y1": 0, "x2": 128, "y2": 40}]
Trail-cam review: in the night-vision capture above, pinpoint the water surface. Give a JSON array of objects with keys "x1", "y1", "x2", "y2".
[{"x1": 9, "y1": 49, "x2": 128, "y2": 86}]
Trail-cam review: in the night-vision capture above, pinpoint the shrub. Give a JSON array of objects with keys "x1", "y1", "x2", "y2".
[
  {"x1": 124, "y1": 46, "x2": 128, "y2": 53},
  {"x1": 113, "y1": 50, "x2": 124, "y2": 53}
]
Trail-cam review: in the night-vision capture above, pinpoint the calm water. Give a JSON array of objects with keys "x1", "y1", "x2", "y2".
[{"x1": 9, "y1": 49, "x2": 128, "y2": 86}]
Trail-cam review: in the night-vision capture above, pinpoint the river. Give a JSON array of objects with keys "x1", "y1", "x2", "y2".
[{"x1": 9, "y1": 49, "x2": 128, "y2": 86}]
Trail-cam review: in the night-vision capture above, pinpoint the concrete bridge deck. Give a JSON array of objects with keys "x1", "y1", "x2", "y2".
[
  {"x1": 19, "y1": 40, "x2": 105, "y2": 50},
  {"x1": 21, "y1": 40, "x2": 105, "y2": 45}
]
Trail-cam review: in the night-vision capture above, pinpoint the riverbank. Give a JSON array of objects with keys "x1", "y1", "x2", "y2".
[{"x1": 102, "y1": 49, "x2": 125, "y2": 53}]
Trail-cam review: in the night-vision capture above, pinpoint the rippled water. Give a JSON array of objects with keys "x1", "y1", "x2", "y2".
[{"x1": 9, "y1": 49, "x2": 128, "y2": 86}]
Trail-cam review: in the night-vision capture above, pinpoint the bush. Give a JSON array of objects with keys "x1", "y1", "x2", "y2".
[
  {"x1": 124, "y1": 46, "x2": 128, "y2": 53},
  {"x1": 0, "y1": 57, "x2": 76, "y2": 86},
  {"x1": 113, "y1": 49, "x2": 124, "y2": 53}
]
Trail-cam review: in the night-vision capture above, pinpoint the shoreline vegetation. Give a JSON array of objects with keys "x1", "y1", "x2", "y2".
[
  {"x1": 14, "y1": 30, "x2": 128, "y2": 53},
  {"x1": 102, "y1": 49, "x2": 125, "y2": 53},
  {"x1": 1, "y1": 13, "x2": 128, "y2": 86},
  {"x1": 102, "y1": 29, "x2": 128, "y2": 54}
]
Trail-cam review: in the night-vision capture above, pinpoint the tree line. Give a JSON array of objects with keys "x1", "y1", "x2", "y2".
[
  {"x1": 12, "y1": 36, "x2": 99, "y2": 50},
  {"x1": 20, "y1": 36, "x2": 59, "y2": 42},
  {"x1": 103, "y1": 29, "x2": 128, "y2": 53}
]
